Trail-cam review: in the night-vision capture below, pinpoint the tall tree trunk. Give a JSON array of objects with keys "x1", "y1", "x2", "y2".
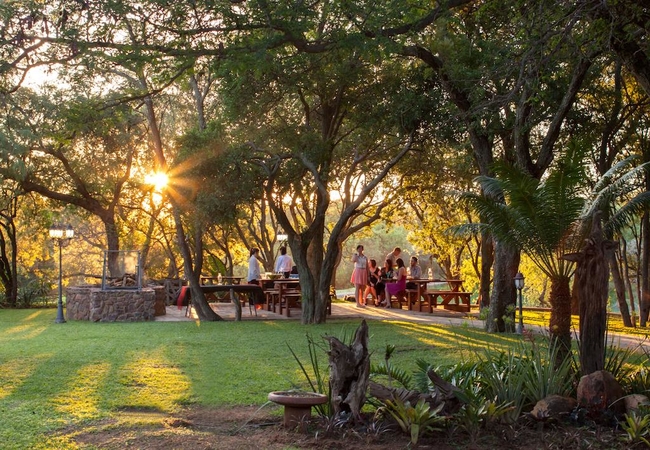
[
  {"x1": 641, "y1": 211, "x2": 650, "y2": 326},
  {"x1": 0, "y1": 215, "x2": 18, "y2": 306},
  {"x1": 104, "y1": 216, "x2": 120, "y2": 277},
  {"x1": 171, "y1": 204, "x2": 221, "y2": 321},
  {"x1": 621, "y1": 237, "x2": 637, "y2": 327},
  {"x1": 601, "y1": 206, "x2": 632, "y2": 326},
  {"x1": 566, "y1": 212, "x2": 614, "y2": 374},
  {"x1": 608, "y1": 250, "x2": 632, "y2": 327},
  {"x1": 479, "y1": 231, "x2": 493, "y2": 309},
  {"x1": 486, "y1": 242, "x2": 519, "y2": 332},
  {"x1": 549, "y1": 275, "x2": 572, "y2": 364}
]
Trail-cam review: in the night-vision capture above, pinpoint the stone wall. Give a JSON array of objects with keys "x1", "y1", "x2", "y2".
[{"x1": 67, "y1": 286, "x2": 156, "y2": 322}]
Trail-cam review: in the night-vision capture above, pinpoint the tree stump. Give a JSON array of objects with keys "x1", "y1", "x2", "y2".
[{"x1": 326, "y1": 320, "x2": 370, "y2": 419}]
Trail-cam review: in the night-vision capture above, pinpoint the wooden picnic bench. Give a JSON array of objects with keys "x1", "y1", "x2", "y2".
[
  {"x1": 184, "y1": 284, "x2": 265, "y2": 321},
  {"x1": 404, "y1": 279, "x2": 472, "y2": 313},
  {"x1": 424, "y1": 290, "x2": 472, "y2": 312}
]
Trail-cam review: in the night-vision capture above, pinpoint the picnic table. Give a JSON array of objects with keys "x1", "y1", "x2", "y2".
[
  {"x1": 264, "y1": 279, "x2": 301, "y2": 317},
  {"x1": 181, "y1": 284, "x2": 265, "y2": 321},
  {"x1": 405, "y1": 279, "x2": 472, "y2": 313}
]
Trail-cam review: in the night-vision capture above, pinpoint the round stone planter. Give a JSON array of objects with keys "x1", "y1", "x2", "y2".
[{"x1": 267, "y1": 391, "x2": 328, "y2": 427}]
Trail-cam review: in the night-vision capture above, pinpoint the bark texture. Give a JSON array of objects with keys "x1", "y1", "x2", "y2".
[
  {"x1": 564, "y1": 212, "x2": 615, "y2": 374},
  {"x1": 326, "y1": 320, "x2": 370, "y2": 419}
]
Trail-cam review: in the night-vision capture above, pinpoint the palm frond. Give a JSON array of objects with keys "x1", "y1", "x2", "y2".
[
  {"x1": 592, "y1": 155, "x2": 642, "y2": 193},
  {"x1": 583, "y1": 160, "x2": 650, "y2": 220},
  {"x1": 606, "y1": 191, "x2": 650, "y2": 236}
]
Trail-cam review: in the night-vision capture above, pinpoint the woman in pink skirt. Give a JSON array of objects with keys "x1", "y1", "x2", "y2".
[{"x1": 350, "y1": 244, "x2": 368, "y2": 307}]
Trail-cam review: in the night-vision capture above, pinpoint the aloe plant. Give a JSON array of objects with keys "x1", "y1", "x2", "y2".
[{"x1": 383, "y1": 397, "x2": 445, "y2": 445}]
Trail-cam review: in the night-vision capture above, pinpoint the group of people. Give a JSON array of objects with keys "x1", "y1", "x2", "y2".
[
  {"x1": 247, "y1": 246, "x2": 296, "y2": 285},
  {"x1": 248, "y1": 244, "x2": 424, "y2": 309},
  {"x1": 350, "y1": 246, "x2": 422, "y2": 308}
]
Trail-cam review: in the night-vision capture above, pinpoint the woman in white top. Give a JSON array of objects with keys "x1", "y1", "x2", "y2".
[
  {"x1": 350, "y1": 244, "x2": 368, "y2": 307},
  {"x1": 274, "y1": 246, "x2": 294, "y2": 278},
  {"x1": 247, "y1": 248, "x2": 261, "y2": 284}
]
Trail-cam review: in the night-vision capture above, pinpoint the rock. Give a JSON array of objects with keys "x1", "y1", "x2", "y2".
[
  {"x1": 577, "y1": 370, "x2": 625, "y2": 414},
  {"x1": 531, "y1": 395, "x2": 577, "y2": 420},
  {"x1": 624, "y1": 394, "x2": 649, "y2": 414}
]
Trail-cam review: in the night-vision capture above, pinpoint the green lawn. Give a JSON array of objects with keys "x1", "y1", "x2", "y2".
[
  {"x1": 521, "y1": 309, "x2": 650, "y2": 338},
  {"x1": 3, "y1": 308, "x2": 647, "y2": 449},
  {"x1": 0, "y1": 308, "x2": 529, "y2": 449}
]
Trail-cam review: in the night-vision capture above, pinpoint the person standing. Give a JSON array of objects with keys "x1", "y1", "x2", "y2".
[
  {"x1": 274, "y1": 247, "x2": 294, "y2": 278},
  {"x1": 350, "y1": 244, "x2": 368, "y2": 307},
  {"x1": 247, "y1": 248, "x2": 262, "y2": 285},
  {"x1": 386, "y1": 247, "x2": 402, "y2": 266}
]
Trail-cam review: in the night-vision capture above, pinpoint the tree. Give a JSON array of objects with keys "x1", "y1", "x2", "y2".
[
  {"x1": 464, "y1": 146, "x2": 587, "y2": 356},
  {"x1": 0, "y1": 181, "x2": 19, "y2": 305},
  {"x1": 0, "y1": 89, "x2": 145, "y2": 277},
  {"x1": 219, "y1": 47, "x2": 420, "y2": 323},
  {"x1": 381, "y1": 0, "x2": 597, "y2": 330}
]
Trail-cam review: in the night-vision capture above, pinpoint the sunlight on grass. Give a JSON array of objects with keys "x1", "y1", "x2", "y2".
[
  {"x1": 389, "y1": 321, "x2": 520, "y2": 355},
  {"x1": 5, "y1": 311, "x2": 50, "y2": 339},
  {"x1": 53, "y1": 362, "x2": 111, "y2": 420},
  {"x1": 5, "y1": 323, "x2": 48, "y2": 339},
  {"x1": 22, "y1": 310, "x2": 49, "y2": 321},
  {"x1": 118, "y1": 350, "x2": 192, "y2": 412},
  {"x1": 0, "y1": 357, "x2": 45, "y2": 400}
]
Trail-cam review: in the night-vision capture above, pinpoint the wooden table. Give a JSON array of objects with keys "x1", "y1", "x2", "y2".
[
  {"x1": 405, "y1": 278, "x2": 434, "y2": 311},
  {"x1": 269, "y1": 279, "x2": 301, "y2": 317},
  {"x1": 197, "y1": 284, "x2": 265, "y2": 321}
]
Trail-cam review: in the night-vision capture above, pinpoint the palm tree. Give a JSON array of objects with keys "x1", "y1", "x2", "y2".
[
  {"x1": 582, "y1": 155, "x2": 650, "y2": 326},
  {"x1": 463, "y1": 146, "x2": 587, "y2": 355}
]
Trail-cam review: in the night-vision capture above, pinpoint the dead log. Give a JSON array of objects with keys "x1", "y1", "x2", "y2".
[
  {"x1": 367, "y1": 368, "x2": 464, "y2": 415},
  {"x1": 325, "y1": 320, "x2": 370, "y2": 419}
]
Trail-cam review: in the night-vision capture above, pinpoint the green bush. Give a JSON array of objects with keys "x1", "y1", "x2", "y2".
[{"x1": 16, "y1": 278, "x2": 53, "y2": 308}]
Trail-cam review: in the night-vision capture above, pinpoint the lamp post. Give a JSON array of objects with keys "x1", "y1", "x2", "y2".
[
  {"x1": 49, "y1": 224, "x2": 74, "y2": 324},
  {"x1": 514, "y1": 272, "x2": 525, "y2": 334}
]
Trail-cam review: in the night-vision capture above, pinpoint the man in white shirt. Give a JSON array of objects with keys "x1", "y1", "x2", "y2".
[{"x1": 274, "y1": 247, "x2": 294, "y2": 278}]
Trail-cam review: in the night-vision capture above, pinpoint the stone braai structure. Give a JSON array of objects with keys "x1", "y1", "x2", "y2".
[{"x1": 67, "y1": 286, "x2": 156, "y2": 322}]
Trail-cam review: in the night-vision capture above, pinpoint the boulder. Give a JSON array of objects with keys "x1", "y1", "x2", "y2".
[
  {"x1": 531, "y1": 395, "x2": 577, "y2": 421},
  {"x1": 624, "y1": 394, "x2": 649, "y2": 414},
  {"x1": 577, "y1": 370, "x2": 625, "y2": 414}
]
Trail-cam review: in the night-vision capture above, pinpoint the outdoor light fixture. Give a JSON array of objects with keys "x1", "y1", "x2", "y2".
[
  {"x1": 514, "y1": 272, "x2": 525, "y2": 334},
  {"x1": 49, "y1": 224, "x2": 74, "y2": 324},
  {"x1": 277, "y1": 233, "x2": 288, "y2": 242}
]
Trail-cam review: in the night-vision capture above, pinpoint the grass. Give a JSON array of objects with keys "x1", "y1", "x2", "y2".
[
  {"x1": 0, "y1": 308, "x2": 526, "y2": 449},
  {"x1": 1, "y1": 308, "x2": 647, "y2": 449},
  {"x1": 521, "y1": 309, "x2": 650, "y2": 339}
]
